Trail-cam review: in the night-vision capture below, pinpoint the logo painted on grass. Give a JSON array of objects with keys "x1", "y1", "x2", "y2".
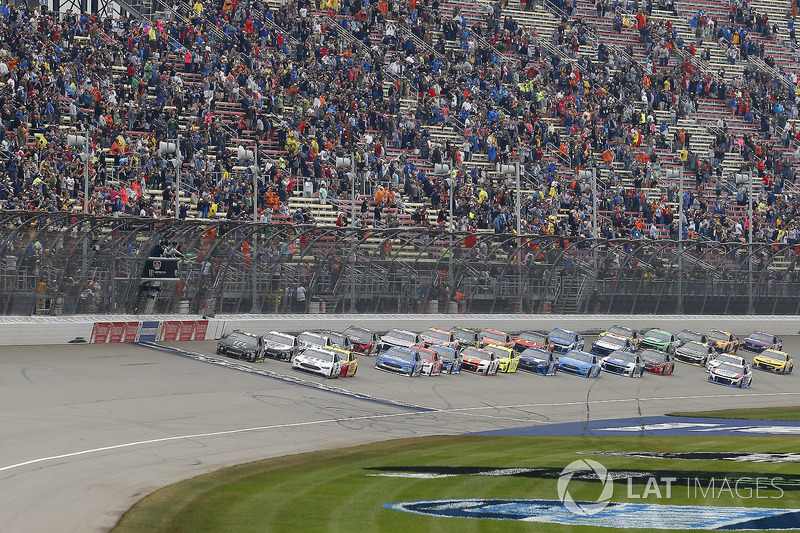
[
  {"x1": 557, "y1": 459, "x2": 613, "y2": 515},
  {"x1": 382, "y1": 499, "x2": 800, "y2": 529}
]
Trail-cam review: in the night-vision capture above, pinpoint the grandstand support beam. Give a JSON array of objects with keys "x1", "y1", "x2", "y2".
[
  {"x1": 748, "y1": 169, "x2": 754, "y2": 315},
  {"x1": 591, "y1": 167, "x2": 597, "y2": 282},
  {"x1": 83, "y1": 132, "x2": 90, "y2": 214},
  {"x1": 336, "y1": 155, "x2": 357, "y2": 313},
  {"x1": 175, "y1": 139, "x2": 181, "y2": 220},
  {"x1": 251, "y1": 146, "x2": 259, "y2": 314},
  {"x1": 678, "y1": 166, "x2": 684, "y2": 314}
]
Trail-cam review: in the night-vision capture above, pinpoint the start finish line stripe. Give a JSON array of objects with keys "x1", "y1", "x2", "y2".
[{"x1": 136, "y1": 341, "x2": 434, "y2": 413}]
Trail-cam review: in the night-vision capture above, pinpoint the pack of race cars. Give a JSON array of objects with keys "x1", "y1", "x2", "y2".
[{"x1": 216, "y1": 325, "x2": 794, "y2": 387}]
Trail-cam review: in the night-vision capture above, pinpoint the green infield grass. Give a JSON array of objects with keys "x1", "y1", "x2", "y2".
[
  {"x1": 112, "y1": 434, "x2": 800, "y2": 533},
  {"x1": 668, "y1": 406, "x2": 800, "y2": 422}
]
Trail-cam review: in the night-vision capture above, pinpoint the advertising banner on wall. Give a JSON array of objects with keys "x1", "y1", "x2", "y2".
[
  {"x1": 107, "y1": 322, "x2": 126, "y2": 343},
  {"x1": 193, "y1": 320, "x2": 209, "y2": 340},
  {"x1": 91, "y1": 322, "x2": 112, "y2": 343},
  {"x1": 137, "y1": 321, "x2": 161, "y2": 342},
  {"x1": 160, "y1": 321, "x2": 181, "y2": 341},
  {"x1": 124, "y1": 322, "x2": 140, "y2": 342},
  {"x1": 178, "y1": 321, "x2": 195, "y2": 341}
]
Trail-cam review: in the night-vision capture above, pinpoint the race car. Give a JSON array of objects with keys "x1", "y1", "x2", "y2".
[
  {"x1": 518, "y1": 347, "x2": 558, "y2": 375},
  {"x1": 482, "y1": 343, "x2": 519, "y2": 373},
  {"x1": 590, "y1": 333, "x2": 636, "y2": 357},
  {"x1": 380, "y1": 329, "x2": 421, "y2": 351},
  {"x1": 556, "y1": 349, "x2": 601, "y2": 378},
  {"x1": 343, "y1": 325, "x2": 380, "y2": 355},
  {"x1": 419, "y1": 328, "x2": 460, "y2": 350},
  {"x1": 548, "y1": 328, "x2": 585, "y2": 355},
  {"x1": 598, "y1": 325, "x2": 640, "y2": 350},
  {"x1": 705, "y1": 329, "x2": 738, "y2": 354},
  {"x1": 600, "y1": 350, "x2": 645, "y2": 377},
  {"x1": 480, "y1": 328, "x2": 514, "y2": 348},
  {"x1": 640, "y1": 328, "x2": 680, "y2": 355},
  {"x1": 313, "y1": 330, "x2": 353, "y2": 351},
  {"x1": 460, "y1": 346, "x2": 500, "y2": 375},
  {"x1": 674, "y1": 341, "x2": 716, "y2": 367},
  {"x1": 708, "y1": 362, "x2": 752, "y2": 388},
  {"x1": 451, "y1": 326, "x2": 480, "y2": 347},
  {"x1": 216, "y1": 330, "x2": 265, "y2": 362},
  {"x1": 410, "y1": 346, "x2": 444, "y2": 376},
  {"x1": 429, "y1": 344, "x2": 462, "y2": 374},
  {"x1": 707, "y1": 353, "x2": 750, "y2": 374},
  {"x1": 753, "y1": 349, "x2": 794, "y2": 374},
  {"x1": 297, "y1": 331, "x2": 331, "y2": 351},
  {"x1": 677, "y1": 329, "x2": 708, "y2": 347},
  {"x1": 375, "y1": 346, "x2": 423, "y2": 376},
  {"x1": 512, "y1": 331, "x2": 552, "y2": 353},
  {"x1": 739, "y1": 331, "x2": 783, "y2": 354},
  {"x1": 329, "y1": 346, "x2": 358, "y2": 377},
  {"x1": 639, "y1": 348, "x2": 675, "y2": 375},
  {"x1": 261, "y1": 331, "x2": 299, "y2": 361},
  {"x1": 291, "y1": 347, "x2": 343, "y2": 379}
]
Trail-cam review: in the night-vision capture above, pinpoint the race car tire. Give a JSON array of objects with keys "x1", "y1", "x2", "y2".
[
  {"x1": 484, "y1": 367, "x2": 489, "y2": 376},
  {"x1": 408, "y1": 368, "x2": 415, "y2": 377}
]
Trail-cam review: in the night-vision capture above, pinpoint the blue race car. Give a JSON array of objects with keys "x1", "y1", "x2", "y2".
[
  {"x1": 548, "y1": 328, "x2": 585, "y2": 356},
  {"x1": 375, "y1": 346, "x2": 423, "y2": 376},
  {"x1": 556, "y1": 349, "x2": 601, "y2": 378},
  {"x1": 518, "y1": 347, "x2": 558, "y2": 375},
  {"x1": 739, "y1": 331, "x2": 782, "y2": 354},
  {"x1": 429, "y1": 344, "x2": 462, "y2": 374}
]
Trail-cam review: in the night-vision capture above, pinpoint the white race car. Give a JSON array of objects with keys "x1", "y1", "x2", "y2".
[
  {"x1": 600, "y1": 350, "x2": 645, "y2": 377},
  {"x1": 291, "y1": 347, "x2": 343, "y2": 379},
  {"x1": 707, "y1": 353, "x2": 751, "y2": 374},
  {"x1": 708, "y1": 362, "x2": 752, "y2": 388},
  {"x1": 262, "y1": 331, "x2": 299, "y2": 361}
]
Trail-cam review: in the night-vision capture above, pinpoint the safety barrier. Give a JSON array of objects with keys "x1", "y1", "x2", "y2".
[{"x1": 2, "y1": 314, "x2": 800, "y2": 346}]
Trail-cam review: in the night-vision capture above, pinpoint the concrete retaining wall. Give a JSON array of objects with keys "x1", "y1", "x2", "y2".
[{"x1": 0, "y1": 314, "x2": 799, "y2": 346}]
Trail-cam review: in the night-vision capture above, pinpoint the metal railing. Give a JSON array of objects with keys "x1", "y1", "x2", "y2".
[{"x1": 1, "y1": 213, "x2": 798, "y2": 316}]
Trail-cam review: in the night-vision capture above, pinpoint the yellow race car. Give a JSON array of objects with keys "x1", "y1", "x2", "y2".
[
  {"x1": 598, "y1": 325, "x2": 641, "y2": 350},
  {"x1": 482, "y1": 344, "x2": 519, "y2": 373},
  {"x1": 753, "y1": 349, "x2": 794, "y2": 374},
  {"x1": 329, "y1": 346, "x2": 358, "y2": 377},
  {"x1": 706, "y1": 329, "x2": 738, "y2": 354}
]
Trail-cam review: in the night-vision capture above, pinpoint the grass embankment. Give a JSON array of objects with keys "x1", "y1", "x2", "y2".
[
  {"x1": 669, "y1": 406, "x2": 800, "y2": 422},
  {"x1": 113, "y1": 434, "x2": 800, "y2": 533}
]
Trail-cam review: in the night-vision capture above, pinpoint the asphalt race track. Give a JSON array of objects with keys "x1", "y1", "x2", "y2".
[{"x1": 1, "y1": 335, "x2": 799, "y2": 533}]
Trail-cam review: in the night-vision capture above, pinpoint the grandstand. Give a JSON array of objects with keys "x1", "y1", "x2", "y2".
[{"x1": 1, "y1": 0, "x2": 800, "y2": 316}]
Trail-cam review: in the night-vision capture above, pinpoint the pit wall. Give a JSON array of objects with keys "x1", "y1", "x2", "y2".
[{"x1": 0, "y1": 315, "x2": 799, "y2": 346}]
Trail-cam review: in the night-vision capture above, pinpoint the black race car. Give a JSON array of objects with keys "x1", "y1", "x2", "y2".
[{"x1": 217, "y1": 330, "x2": 265, "y2": 362}]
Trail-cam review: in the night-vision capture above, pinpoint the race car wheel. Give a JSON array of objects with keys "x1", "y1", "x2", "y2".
[
  {"x1": 408, "y1": 368, "x2": 415, "y2": 377},
  {"x1": 352, "y1": 366, "x2": 357, "y2": 376}
]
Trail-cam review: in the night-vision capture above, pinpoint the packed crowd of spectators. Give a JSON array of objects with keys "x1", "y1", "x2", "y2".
[{"x1": 0, "y1": 0, "x2": 799, "y2": 249}]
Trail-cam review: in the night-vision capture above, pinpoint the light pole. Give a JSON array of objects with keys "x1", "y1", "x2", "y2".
[
  {"x1": 239, "y1": 145, "x2": 259, "y2": 313},
  {"x1": 578, "y1": 168, "x2": 598, "y2": 282},
  {"x1": 158, "y1": 140, "x2": 181, "y2": 218},
  {"x1": 67, "y1": 131, "x2": 90, "y2": 213},
  {"x1": 68, "y1": 131, "x2": 91, "y2": 288},
  {"x1": 336, "y1": 155, "x2": 357, "y2": 313},
  {"x1": 665, "y1": 167, "x2": 683, "y2": 313},
  {"x1": 747, "y1": 168, "x2": 754, "y2": 314},
  {"x1": 735, "y1": 170, "x2": 754, "y2": 314},
  {"x1": 435, "y1": 163, "x2": 452, "y2": 312},
  {"x1": 502, "y1": 163, "x2": 523, "y2": 312}
]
